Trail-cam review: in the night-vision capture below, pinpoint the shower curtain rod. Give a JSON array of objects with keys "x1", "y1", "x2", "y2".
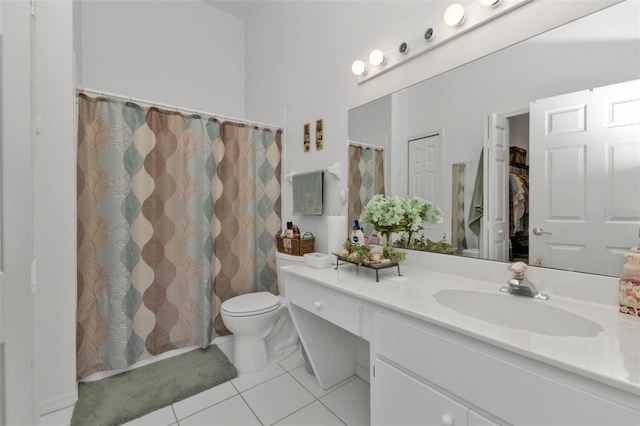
[
  {"x1": 348, "y1": 140, "x2": 384, "y2": 150},
  {"x1": 75, "y1": 86, "x2": 282, "y2": 130}
]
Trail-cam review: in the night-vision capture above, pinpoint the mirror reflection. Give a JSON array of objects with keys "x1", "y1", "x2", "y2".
[{"x1": 348, "y1": 2, "x2": 640, "y2": 276}]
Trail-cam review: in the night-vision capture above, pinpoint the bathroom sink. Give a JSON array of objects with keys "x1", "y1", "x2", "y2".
[{"x1": 433, "y1": 289, "x2": 603, "y2": 337}]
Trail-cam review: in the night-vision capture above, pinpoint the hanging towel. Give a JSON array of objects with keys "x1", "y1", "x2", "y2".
[
  {"x1": 292, "y1": 172, "x2": 324, "y2": 215},
  {"x1": 451, "y1": 163, "x2": 468, "y2": 252},
  {"x1": 468, "y1": 149, "x2": 484, "y2": 236}
]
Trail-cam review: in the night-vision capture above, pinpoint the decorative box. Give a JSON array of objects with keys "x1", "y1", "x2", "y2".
[{"x1": 303, "y1": 253, "x2": 332, "y2": 269}]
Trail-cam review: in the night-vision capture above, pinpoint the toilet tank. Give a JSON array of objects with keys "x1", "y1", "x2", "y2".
[{"x1": 275, "y1": 252, "x2": 305, "y2": 296}]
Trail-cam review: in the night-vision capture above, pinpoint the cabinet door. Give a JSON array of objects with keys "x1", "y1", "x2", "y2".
[{"x1": 372, "y1": 359, "x2": 468, "y2": 426}]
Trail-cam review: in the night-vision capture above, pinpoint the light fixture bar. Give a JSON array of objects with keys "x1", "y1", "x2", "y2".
[{"x1": 356, "y1": 0, "x2": 531, "y2": 84}]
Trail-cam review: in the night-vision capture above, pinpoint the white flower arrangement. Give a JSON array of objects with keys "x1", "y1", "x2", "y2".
[{"x1": 361, "y1": 194, "x2": 444, "y2": 242}]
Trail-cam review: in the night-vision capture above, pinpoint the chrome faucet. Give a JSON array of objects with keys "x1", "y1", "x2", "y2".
[{"x1": 500, "y1": 262, "x2": 549, "y2": 300}]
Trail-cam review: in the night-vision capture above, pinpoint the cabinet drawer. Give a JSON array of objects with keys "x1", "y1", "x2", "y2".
[
  {"x1": 289, "y1": 279, "x2": 362, "y2": 336},
  {"x1": 372, "y1": 358, "x2": 468, "y2": 426}
]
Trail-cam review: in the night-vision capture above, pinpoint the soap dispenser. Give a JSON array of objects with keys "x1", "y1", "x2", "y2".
[
  {"x1": 619, "y1": 252, "x2": 640, "y2": 317},
  {"x1": 351, "y1": 220, "x2": 365, "y2": 246}
]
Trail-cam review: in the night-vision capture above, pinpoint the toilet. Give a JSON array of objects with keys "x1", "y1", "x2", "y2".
[{"x1": 221, "y1": 252, "x2": 303, "y2": 374}]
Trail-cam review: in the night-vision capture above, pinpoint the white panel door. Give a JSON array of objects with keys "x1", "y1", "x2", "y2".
[
  {"x1": 408, "y1": 133, "x2": 442, "y2": 239},
  {"x1": 484, "y1": 114, "x2": 509, "y2": 262},
  {"x1": 530, "y1": 79, "x2": 640, "y2": 275}
]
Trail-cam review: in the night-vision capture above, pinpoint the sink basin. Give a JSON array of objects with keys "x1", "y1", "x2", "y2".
[{"x1": 433, "y1": 289, "x2": 603, "y2": 337}]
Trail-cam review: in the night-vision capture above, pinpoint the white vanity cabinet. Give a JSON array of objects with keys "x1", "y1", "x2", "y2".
[
  {"x1": 372, "y1": 358, "x2": 472, "y2": 426},
  {"x1": 372, "y1": 308, "x2": 640, "y2": 426},
  {"x1": 282, "y1": 268, "x2": 640, "y2": 426}
]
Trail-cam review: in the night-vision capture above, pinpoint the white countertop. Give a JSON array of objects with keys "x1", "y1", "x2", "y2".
[{"x1": 282, "y1": 262, "x2": 640, "y2": 395}]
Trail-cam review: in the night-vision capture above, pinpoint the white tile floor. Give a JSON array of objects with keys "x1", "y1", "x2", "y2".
[{"x1": 40, "y1": 340, "x2": 370, "y2": 426}]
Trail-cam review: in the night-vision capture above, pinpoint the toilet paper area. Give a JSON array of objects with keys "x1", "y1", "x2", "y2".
[{"x1": 303, "y1": 252, "x2": 333, "y2": 269}]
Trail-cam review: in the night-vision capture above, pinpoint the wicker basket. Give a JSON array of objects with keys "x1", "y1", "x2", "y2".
[{"x1": 276, "y1": 233, "x2": 315, "y2": 256}]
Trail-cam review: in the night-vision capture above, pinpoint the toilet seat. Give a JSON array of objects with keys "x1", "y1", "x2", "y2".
[{"x1": 221, "y1": 292, "x2": 282, "y2": 317}]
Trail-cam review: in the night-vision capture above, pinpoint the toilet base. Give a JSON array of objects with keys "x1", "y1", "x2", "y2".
[
  {"x1": 222, "y1": 297, "x2": 300, "y2": 375},
  {"x1": 232, "y1": 336, "x2": 299, "y2": 374},
  {"x1": 233, "y1": 337, "x2": 269, "y2": 374},
  {"x1": 229, "y1": 309, "x2": 300, "y2": 374}
]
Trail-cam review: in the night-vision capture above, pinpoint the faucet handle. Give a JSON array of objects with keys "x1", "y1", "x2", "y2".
[{"x1": 508, "y1": 261, "x2": 528, "y2": 279}]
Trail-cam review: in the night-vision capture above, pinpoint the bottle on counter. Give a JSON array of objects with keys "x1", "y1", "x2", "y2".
[
  {"x1": 285, "y1": 222, "x2": 294, "y2": 239},
  {"x1": 619, "y1": 251, "x2": 640, "y2": 317},
  {"x1": 351, "y1": 220, "x2": 365, "y2": 246},
  {"x1": 292, "y1": 223, "x2": 301, "y2": 239}
]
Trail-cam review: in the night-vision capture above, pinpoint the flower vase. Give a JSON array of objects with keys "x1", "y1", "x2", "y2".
[{"x1": 380, "y1": 231, "x2": 392, "y2": 248}]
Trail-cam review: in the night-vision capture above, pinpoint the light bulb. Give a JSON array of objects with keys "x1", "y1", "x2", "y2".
[
  {"x1": 444, "y1": 4, "x2": 466, "y2": 26},
  {"x1": 369, "y1": 49, "x2": 385, "y2": 66},
  {"x1": 351, "y1": 60, "x2": 367, "y2": 76}
]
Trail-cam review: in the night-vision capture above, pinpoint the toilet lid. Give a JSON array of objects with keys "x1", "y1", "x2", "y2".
[{"x1": 221, "y1": 292, "x2": 281, "y2": 316}]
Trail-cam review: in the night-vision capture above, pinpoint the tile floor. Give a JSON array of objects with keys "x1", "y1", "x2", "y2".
[{"x1": 40, "y1": 340, "x2": 370, "y2": 426}]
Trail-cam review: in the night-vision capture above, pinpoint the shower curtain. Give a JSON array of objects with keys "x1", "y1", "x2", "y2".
[
  {"x1": 76, "y1": 94, "x2": 281, "y2": 379},
  {"x1": 348, "y1": 144, "x2": 385, "y2": 235}
]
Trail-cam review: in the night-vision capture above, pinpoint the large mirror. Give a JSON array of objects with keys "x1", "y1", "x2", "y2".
[{"x1": 348, "y1": 2, "x2": 640, "y2": 277}]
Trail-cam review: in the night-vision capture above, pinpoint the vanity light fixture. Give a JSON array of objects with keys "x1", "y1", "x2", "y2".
[
  {"x1": 424, "y1": 28, "x2": 435, "y2": 42},
  {"x1": 351, "y1": 0, "x2": 531, "y2": 84},
  {"x1": 351, "y1": 60, "x2": 367, "y2": 76},
  {"x1": 444, "y1": 3, "x2": 466, "y2": 26},
  {"x1": 369, "y1": 49, "x2": 386, "y2": 66},
  {"x1": 480, "y1": 0, "x2": 503, "y2": 6}
]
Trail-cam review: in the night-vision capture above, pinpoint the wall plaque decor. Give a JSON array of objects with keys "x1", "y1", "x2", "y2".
[
  {"x1": 304, "y1": 123, "x2": 310, "y2": 152},
  {"x1": 316, "y1": 119, "x2": 324, "y2": 150}
]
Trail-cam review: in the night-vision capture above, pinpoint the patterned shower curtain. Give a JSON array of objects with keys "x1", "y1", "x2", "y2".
[
  {"x1": 348, "y1": 144, "x2": 385, "y2": 235},
  {"x1": 76, "y1": 94, "x2": 281, "y2": 379}
]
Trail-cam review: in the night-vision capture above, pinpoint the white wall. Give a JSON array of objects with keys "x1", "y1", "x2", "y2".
[
  {"x1": 0, "y1": 1, "x2": 37, "y2": 424},
  {"x1": 242, "y1": 0, "x2": 620, "y2": 254},
  {"x1": 80, "y1": 0, "x2": 246, "y2": 117},
  {"x1": 34, "y1": 0, "x2": 77, "y2": 415}
]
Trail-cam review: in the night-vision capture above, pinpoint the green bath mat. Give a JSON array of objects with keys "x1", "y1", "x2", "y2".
[{"x1": 71, "y1": 345, "x2": 237, "y2": 426}]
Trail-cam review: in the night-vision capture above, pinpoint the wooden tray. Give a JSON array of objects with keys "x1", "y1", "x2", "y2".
[{"x1": 333, "y1": 254, "x2": 402, "y2": 282}]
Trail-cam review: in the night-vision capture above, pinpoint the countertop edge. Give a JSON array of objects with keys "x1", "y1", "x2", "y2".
[{"x1": 282, "y1": 264, "x2": 640, "y2": 397}]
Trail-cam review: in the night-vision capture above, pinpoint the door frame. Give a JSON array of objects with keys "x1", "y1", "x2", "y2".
[{"x1": 481, "y1": 107, "x2": 528, "y2": 260}]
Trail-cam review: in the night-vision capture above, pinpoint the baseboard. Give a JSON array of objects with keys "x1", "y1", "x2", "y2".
[
  {"x1": 38, "y1": 391, "x2": 77, "y2": 417},
  {"x1": 356, "y1": 364, "x2": 370, "y2": 384}
]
